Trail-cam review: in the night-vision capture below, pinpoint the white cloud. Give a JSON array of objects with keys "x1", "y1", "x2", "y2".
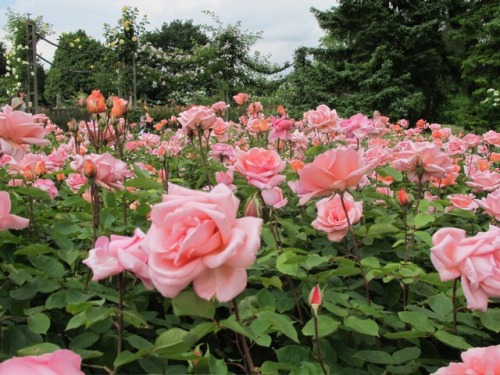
[{"x1": 0, "y1": 0, "x2": 337, "y2": 66}]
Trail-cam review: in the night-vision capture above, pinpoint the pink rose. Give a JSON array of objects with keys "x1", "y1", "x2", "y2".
[
  {"x1": 142, "y1": 183, "x2": 263, "y2": 302},
  {"x1": 211, "y1": 101, "x2": 229, "y2": 115},
  {"x1": 66, "y1": 173, "x2": 87, "y2": 193},
  {"x1": 0, "y1": 106, "x2": 50, "y2": 161},
  {"x1": 83, "y1": 229, "x2": 153, "y2": 289},
  {"x1": 215, "y1": 169, "x2": 237, "y2": 192},
  {"x1": 463, "y1": 133, "x2": 482, "y2": 148},
  {"x1": 0, "y1": 349, "x2": 84, "y2": 375},
  {"x1": 392, "y1": 141, "x2": 454, "y2": 183},
  {"x1": 268, "y1": 116, "x2": 294, "y2": 142},
  {"x1": 483, "y1": 130, "x2": 500, "y2": 146},
  {"x1": 32, "y1": 179, "x2": 58, "y2": 200},
  {"x1": 446, "y1": 194, "x2": 478, "y2": 213},
  {"x1": 233, "y1": 93, "x2": 249, "y2": 106},
  {"x1": 234, "y1": 147, "x2": 286, "y2": 189},
  {"x1": 312, "y1": 192, "x2": 363, "y2": 242},
  {"x1": 177, "y1": 105, "x2": 217, "y2": 131},
  {"x1": 475, "y1": 189, "x2": 500, "y2": 220},
  {"x1": 431, "y1": 226, "x2": 500, "y2": 311},
  {"x1": 296, "y1": 146, "x2": 378, "y2": 204},
  {"x1": 261, "y1": 187, "x2": 288, "y2": 209},
  {"x1": 466, "y1": 170, "x2": 500, "y2": 192},
  {"x1": 70, "y1": 152, "x2": 128, "y2": 190},
  {"x1": 304, "y1": 104, "x2": 341, "y2": 133},
  {"x1": 432, "y1": 345, "x2": 500, "y2": 374},
  {"x1": 340, "y1": 113, "x2": 380, "y2": 139},
  {"x1": 0, "y1": 191, "x2": 29, "y2": 231}
]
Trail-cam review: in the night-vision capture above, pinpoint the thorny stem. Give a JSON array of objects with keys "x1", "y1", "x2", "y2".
[
  {"x1": 313, "y1": 314, "x2": 328, "y2": 375},
  {"x1": 339, "y1": 193, "x2": 371, "y2": 305},
  {"x1": 232, "y1": 299, "x2": 255, "y2": 374}
]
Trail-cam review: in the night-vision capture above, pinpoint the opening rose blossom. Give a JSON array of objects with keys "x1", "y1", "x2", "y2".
[
  {"x1": 142, "y1": 183, "x2": 263, "y2": 302},
  {"x1": 234, "y1": 147, "x2": 286, "y2": 190},
  {"x1": 295, "y1": 146, "x2": 379, "y2": 204}
]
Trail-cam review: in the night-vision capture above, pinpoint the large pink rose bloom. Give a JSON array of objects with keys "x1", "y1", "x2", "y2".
[
  {"x1": 0, "y1": 191, "x2": 29, "y2": 231},
  {"x1": 0, "y1": 105, "x2": 50, "y2": 161},
  {"x1": 433, "y1": 345, "x2": 500, "y2": 374},
  {"x1": 304, "y1": 104, "x2": 341, "y2": 133},
  {"x1": 392, "y1": 141, "x2": 454, "y2": 183},
  {"x1": 296, "y1": 146, "x2": 378, "y2": 204},
  {"x1": 234, "y1": 147, "x2": 286, "y2": 189},
  {"x1": 70, "y1": 152, "x2": 128, "y2": 190},
  {"x1": 466, "y1": 170, "x2": 500, "y2": 192},
  {"x1": 177, "y1": 105, "x2": 217, "y2": 131},
  {"x1": 475, "y1": 188, "x2": 500, "y2": 221},
  {"x1": 143, "y1": 183, "x2": 263, "y2": 302},
  {"x1": 268, "y1": 116, "x2": 294, "y2": 142},
  {"x1": 431, "y1": 226, "x2": 500, "y2": 311},
  {"x1": 312, "y1": 192, "x2": 363, "y2": 242},
  {"x1": 0, "y1": 349, "x2": 84, "y2": 375},
  {"x1": 83, "y1": 229, "x2": 153, "y2": 289}
]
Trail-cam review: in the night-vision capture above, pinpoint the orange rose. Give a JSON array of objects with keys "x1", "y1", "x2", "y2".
[
  {"x1": 110, "y1": 96, "x2": 129, "y2": 118},
  {"x1": 86, "y1": 90, "x2": 106, "y2": 114}
]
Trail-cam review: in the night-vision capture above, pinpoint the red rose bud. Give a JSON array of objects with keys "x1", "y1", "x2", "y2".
[
  {"x1": 397, "y1": 189, "x2": 410, "y2": 206},
  {"x1": 83, "y1": 159, "x2": 97, "y2": 179},
  {"x1": 308, "y1": 284, "x2": 322, "y2": 317},
  {"x1": 244, "y1": 193, "x2": 263, "y2": 218}
]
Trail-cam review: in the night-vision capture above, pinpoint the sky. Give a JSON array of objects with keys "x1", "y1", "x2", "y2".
[{"x1": 0, "y1": 0, "x2": 337, "y2": 67}]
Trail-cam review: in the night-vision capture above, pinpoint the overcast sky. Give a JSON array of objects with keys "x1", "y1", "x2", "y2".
[{"x1": 0, "y1": 0, "x2": 337, "y2": 67}]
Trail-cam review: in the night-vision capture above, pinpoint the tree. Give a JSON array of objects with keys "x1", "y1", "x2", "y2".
[
  {"x1": 288, "y1": 0, "x2": 449, "y2": 122},
  {"x1": 44, "y1": 30, "x2": 114, "y2": 106}
]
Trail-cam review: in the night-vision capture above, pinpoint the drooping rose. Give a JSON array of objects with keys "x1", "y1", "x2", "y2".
[
  {"x1": 0, "y1": 191, "x2": 29, "y2": 231},
  {"x1": 0, "y1": 349, "x2": 84, "y2": 375},
  {"x1": 0, "y1": 106, "x2": 50, "y2": 161},
  {"x1": 261, "y1": 186, "x2": 288, "y2": 209},
  {"x1": 234, "y1": 147, "x2": 286, "y2": 189},
  {"x1": 142, "y1": 183, "x2": 263, "y2": 302},
  {"x1": 296, "y1": 146, "x2": 378, "y2": 204},
  {"x1": 312, "y1": 192, "x2": 363, "y2": 242}
]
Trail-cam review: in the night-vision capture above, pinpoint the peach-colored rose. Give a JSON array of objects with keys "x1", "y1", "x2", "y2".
[
  {"x1": 0, "y1": 349, "x2": 84, "y2": 375},
  {"x1": 475, "y1": 189, "x2": 500, "y2": 220},
  {"x1": 261, "y1": 187, "x2": 288, "y2": 209},
  {"x1": 177, "y1": 106, "x2": 217, "y2": 131},
  {"x1": 463, "y1": 133, "x2": 482, "y2": 148},
  {"x1": 0, "y1": 106, "x2": 50, "y2": 161},
  {"x1": 304, "y1": 104, "x2": 341, "y2": 133},
  {"x1": 83, "y1": 229, "x2": 152, "y2": 289},
  {"x1": 110, "y1": 96, "x2": 129, "y2": 118},
  {"x1": 142, "y1": 183, "x2": 263, "y2": 302},
  {"x1": 86, "y1": 89, "x2": 106, "y2": 114},
  {"x1": 70, "y1": 152, "x2": 128, "y2": 190},
  {"x1": 211, "y1": 101, "x2": 229, "y2": 115},
  {"x1": 431, "y1": 225, "x2": 500, "y2": 311},
  {"x1": 312, "y1": 192, "x2": 363, "y2": 242},
  {"x1": 234, "y1": 147, "x2": 286, "y2": 189},
  {"x1": 66, "y1": 173, "x2": 87, "y2": 193},
  {"x1": 233, "y1": 93, "x2": 249, "y2": 106},
  {"x1": 432, "y1": 345, "x2": 500, "y2": 374},
  {"x1": 296, "y1": 146, "x2": 378, "y2": 204},
  {"x1": 0, "y1": 191, "x2": 29, "y2": 231}
]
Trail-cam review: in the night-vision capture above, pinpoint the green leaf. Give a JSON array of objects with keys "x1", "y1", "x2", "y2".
[
  {"x1": 69, "y1": 332, "x2": 100, "y2": 350},
  {"x1": 17, "y1": 343, "x2": 60, "y2": 356},
  {"x1": 361, "y1": 257, "x2": 380, "y2": 268},
  {"x1": 344, "y1": 316, "x2": 379, "y2": 336},
  {"x1": 276, "y1": 252, "x2": 299, "y2": 276},
  {"x1": 209, "y1": 355, "x2": 228, "y2": 375},
  {"x1": 367, "y1": 223, "x2": 399, "y2": 238},
  {"x1": 28, "y1": 254, "x2": 65, "y2": 279},
  {"x1": 114, "y1": 348, "x2": 151, "y2": 368},
  {"x1": 12, "y1": 186, "x2": 51, "y2": 200},
  {"x1": 398, "y1": 311, "x2": 435, "y2": 333},
  {"x1": 376, "y1": 166, "x2": 403, "y2": 182},
  {"x1": 172, "y1": 290, "x2": 215, "y2": 319},
  {"x1": 479, "y1": 309, "x2": 500, "y2": 333},
  {"x1": 385, "y1": 330, "x2": 426, "y2": 339},
  {"x1": 428, "y1": 293, "x2": 454, "y2": 317},
  {"x1": 219, "y1": 319, "x2": 256, "y2": 341},
  {"x1": 414, "y1": 213, "x2": 435, "y2": 229},
  {"x1": 435, "y1": 330, "x2": 472, "y2": 350},
  {"x1": 260, "y1": 361, "x2": 296, "y2": 375},
  {"x1": 66, "y1": 311, "x2": 86, "y2": 330},
  {"x1": 125, "y1": 177, "x2": 163, "y2": 190},
  {"x1": 45, "y1": 291, "x2": 67, "y2": 309},
  {"x1": 256, "y1": 311, "x2": 299, "y2": 343},
  {"x1": 14, "y1": 244, "x2": 54, "y2": 255},
  {"x1": 302, "y1": 316, "x2": 339, "y2": 337},
  {"x1": 27, "y1": 313, "x2": 51, "y2": 334},
  {"x1": 414, "y1": 231, "x2": 433, "y2": 246},
  {"x1": 354, "y1": 350, "x2": 394, "y2": 364},
  {"x1": 392, "y1": 347, "x2": 421, "y2": 364}
]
